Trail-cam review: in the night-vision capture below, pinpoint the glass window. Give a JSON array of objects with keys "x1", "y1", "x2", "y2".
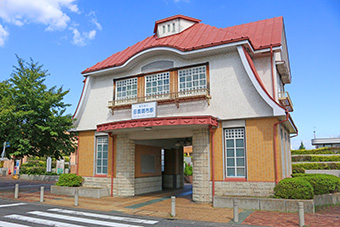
[
  {"x1": 178, "y1": 66, "x2": 207, "y2": 96},
  {"x1": 116, "y1": 78, "x2": 137, "y2": 103},
  {"x1": 96, "y1": 136, "x2": 108, "y2": 175},
  {"x1": 225, "y1": 128, "x2": 246, "y2": 177},
  {"x1": 145, "y1": 72, "x2": 170, "y2": 100}
]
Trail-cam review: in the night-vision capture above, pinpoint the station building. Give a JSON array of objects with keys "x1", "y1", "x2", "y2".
[{"x1": 73, "y1": 15, "x2": 297, "y2": 202}]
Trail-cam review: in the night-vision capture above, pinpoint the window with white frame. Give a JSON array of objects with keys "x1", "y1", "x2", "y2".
[
  {"x1": 145, "y1": 72, "x2": 170, "y2": 100},
  {"x1": 116, "y1": 78, "x2": 137, "y2": 102},
  {"x1": 225, "y1": 128, "x2": 246, "y2": 177},
  {"x1": 178, "y1": 65, "x2": 207, "y2": 96},
  {"x1": 96, "y1": 136, "x2": 108, "y2": 175}
]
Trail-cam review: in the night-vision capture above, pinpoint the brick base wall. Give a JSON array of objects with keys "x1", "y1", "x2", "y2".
[
  {"x1": 135, "y1": 176, "x2": 162, "y2": 195},
  {"x1": 214, "y1": 181, "x2": 275, "y2": 197}
]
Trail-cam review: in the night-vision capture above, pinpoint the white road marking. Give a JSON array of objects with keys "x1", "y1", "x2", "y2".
[
  {"x1": 0, "y1": 220, "x2": 30, "y2": 227},
  {"x1": 48, "y1": 208, "x2": 159, "y2": 224},
  {"x1": 28, "y1": 211, "x2": 142, "y2": 227},
  {"x1": 4, "y1": 214, "x2": 84, "y2": 227},
  {"x1": 0, "y1": 203, "x2": 26, "y2": 208}
]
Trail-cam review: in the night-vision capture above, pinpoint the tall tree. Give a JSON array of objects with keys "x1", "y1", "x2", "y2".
[
  {"x1": 0, "y1": 56, "x2": 77, "y2": 159},
  {"x1": 299, "y1": 141, "x2": 306, "y2": 150}
]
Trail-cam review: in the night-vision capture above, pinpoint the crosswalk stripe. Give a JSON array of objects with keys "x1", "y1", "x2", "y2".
[
  {"x1": 28, "y1": 211, "x2": 142, "y2": 227},
  {"x1": 0, "y1": 203, "x2": 26, "y2": 208},
  {"x1": 48, "y1": 208, "x2": 159, "y2": 224},
  {"x1": 4, "y1": 214, "x2": 84, "y2": 227},
  {"x1": 0, "y1": 220, "x2": 30, "y2": 227}
]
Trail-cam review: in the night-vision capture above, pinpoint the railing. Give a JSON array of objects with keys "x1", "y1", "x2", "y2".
[
  {"x1": 108, "y1": 88, "x2": 210, "y2": 109},
  {"x1": 278, "y1": 91, "x2": 293, "y2": 112}
]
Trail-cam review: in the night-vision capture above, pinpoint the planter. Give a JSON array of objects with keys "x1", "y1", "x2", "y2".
[
  {"x1": 51, "y1": 185, "x2": 110, "y2": 198},
  {"x1": 213, "y1": 193, "x2": 340, "y2": 213},
  {"x1": 184, "y1": 175, "x2": 193, "y2": 184},
  {"x1": 20, "y1": 174, "x2": 59, "y2": 182}
]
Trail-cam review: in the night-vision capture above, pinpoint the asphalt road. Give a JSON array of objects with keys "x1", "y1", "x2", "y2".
[{"x1": 0, "y1": 200, "x2": 252, "y2": 227}]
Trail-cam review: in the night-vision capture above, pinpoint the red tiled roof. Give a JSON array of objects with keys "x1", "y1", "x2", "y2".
[{"x1": 82, "y1": 16, "x2": 283, "y2": 74}]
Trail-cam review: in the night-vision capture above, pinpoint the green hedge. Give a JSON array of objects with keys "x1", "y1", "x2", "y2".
[
  {"x1": 292, "y1": 163, "x2": 340, "y2": 170},
  {"x1": 292, "y1": 167, "x2": 305, "y2": 174},
  {"x1": 56, "y1": 174, "x2": 83, "y2": 187},
  {"x1": 292, "y1": 147, "x2": 340, "y2": 155},
  {"x1": 292, "y1": 155, "x2": 340, "y2": 162},
  {"x1": 274, "y1": 178, "x2": 314, "y2": 199},
  {"x1": 184, "y1": 162, "x2": 193, "y2": 176},
  {"x1": 292, "y1": 174, "x2": 340, "y2": 195}
]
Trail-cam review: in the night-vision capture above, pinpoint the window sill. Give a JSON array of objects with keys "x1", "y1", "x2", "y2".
[
  {"x1": 224, "y1": 178, "x2": 246, "y2": 182},
  {"x1": 94, "y1": 174, "x2": 108, "y2": 178}
]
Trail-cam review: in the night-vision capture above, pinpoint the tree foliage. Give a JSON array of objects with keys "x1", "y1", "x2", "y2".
[
  {"x1": 0, "y1": 56, "x2": 77, "y2": 159},
  {"x1": 299, "y1": 141, "x2": 306, "y2": 150}
]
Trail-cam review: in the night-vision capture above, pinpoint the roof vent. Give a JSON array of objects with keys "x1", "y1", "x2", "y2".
[{"x1": 154, "y1": 15, "x2": 201, "y2": 38}]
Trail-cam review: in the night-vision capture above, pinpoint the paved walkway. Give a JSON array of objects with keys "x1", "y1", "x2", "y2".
[{"x1": 1, "y1": 176, "x2": 340, "y2": 226}]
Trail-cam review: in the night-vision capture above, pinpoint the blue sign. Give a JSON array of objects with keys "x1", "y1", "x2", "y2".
[
  {"x1": 132, "y1": 102, "x2": 157, "y2": 119},
  {"x1": 6, "y1": 142, "x2": 9, "y2": 147}
]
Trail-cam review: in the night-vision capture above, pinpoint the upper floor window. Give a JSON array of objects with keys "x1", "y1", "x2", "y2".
[
  {"x1": 145, "y1": 72, "x2": 170, "y2": 100},
  {"x1": 116, "y1": 77, "x2": 137, "y2": 102},
  {"x1": 178, "y1": 66, "x2": 206, "y2": 96}
]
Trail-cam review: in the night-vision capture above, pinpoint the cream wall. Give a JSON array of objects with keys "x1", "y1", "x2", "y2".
[{"x1": 75, "y1": 48, "x2": 274, "y2": 131}]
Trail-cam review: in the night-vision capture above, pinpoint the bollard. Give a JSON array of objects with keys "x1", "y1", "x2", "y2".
[
  {"x1": 233, "y1": 199, "x2": 239, "y2": 223},
  {"x1": 40, "y1": 186, "x2": 44, "y2": 203},
  {"x1": 74, "y1": 189, "x2": 79, "y2": 206},
  {"x1": 14, "y1": 184, "x2": 19, "y2": 199},
  {"x1": 171, "y1": 196, "x2": 176, "y2": 217},
  {"x1": 298, "y1": 202, "x2": 305, "y2": 227}
]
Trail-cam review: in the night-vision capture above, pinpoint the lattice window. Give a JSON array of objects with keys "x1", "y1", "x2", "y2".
[
  {"x1": 96, "y1": 136, "x2": 108, "y2": 175},
  {"x1": 116, "y1": 78, "x2": 137, "y2": 101},
  {"x1": 178, "y1": 66, "x2": 206, "y2": 96},
  {"x1": 225, "y1": 128, "x2": 246, "y2": 177},
  {"x1": 145, "y1": 72, "x2": 170, "y2": 100}
]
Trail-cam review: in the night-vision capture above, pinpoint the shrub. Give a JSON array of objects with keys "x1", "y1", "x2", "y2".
[
  {"x1": 56, "y1": 174, "x2": 83, "y2": 187},
  {"x1": 274, "y1": 178, "x2": 314, "y2": 199},
  {"x1": 292, "y1": 147, "x2": 340, "y2": 155},
  {"x1": 292, "y1": 167, "x2": 305, "y2": 174},
  {"x1": 298, "y1": 174, "x2": 340, "y2": 195},
  {"x1": 20, "y1": 166, "x2": 45, "y2": 175},
  {"x1": 292, "y1": 163, "x2": 340, "y2": 170},
  {"x1": 184, "y1": 162, "x2": 193, "y2": 176}
]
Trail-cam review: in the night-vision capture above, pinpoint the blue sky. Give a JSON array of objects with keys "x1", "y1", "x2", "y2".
[{"x1": 0, "y1": 0, "x2": 339, "y2": 149}]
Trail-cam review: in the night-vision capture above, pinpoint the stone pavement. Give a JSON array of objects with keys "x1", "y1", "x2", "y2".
[{"x1": 1, "y1": 176, "x2": 340, "y2": 226}]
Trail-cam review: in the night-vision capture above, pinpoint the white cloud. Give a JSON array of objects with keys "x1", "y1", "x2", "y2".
[
  {"x1": 0, "y1": 0, "x2": 102, "y2": 47},
  {"x1": 0, "y1": 24, "x2": 9, "y2": 46},
  {"x1": 70, "y1": 28, "x2": 96, "y2": 46},
  {"x1": 88, "y1": 11, "x2": 102, "y2": 31},
  {"x1": 0, "y1": 0, "x2": 79, "y2": 31}
]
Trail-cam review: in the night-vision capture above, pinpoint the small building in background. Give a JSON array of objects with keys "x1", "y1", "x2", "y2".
[{"x1": 312, "y1": 137, "x2": 340, "y2": 148}]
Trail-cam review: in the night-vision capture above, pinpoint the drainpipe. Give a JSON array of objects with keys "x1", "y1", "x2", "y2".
[
  {"x1": 109, "y1": 133, "x2": 115, "y2": 197},
  {"x1": 76, "y1": 136, "x2": 79, "y2": 176},
  {"x1": 270, "y1": 46, "x2": 276, "y2": 100},
  {"x1": 273, "y1": 111, "x2": 290, "y2": 184},
  {"x1": 209, "y1": 126, "x2": 215, "y2": 197}
]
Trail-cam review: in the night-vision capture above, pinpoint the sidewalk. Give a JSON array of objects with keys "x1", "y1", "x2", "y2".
[{"x1": 1, "y1": 176, "x2": 340, "y2": 227}]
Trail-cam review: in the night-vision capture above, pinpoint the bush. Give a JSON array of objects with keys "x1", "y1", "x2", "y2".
[
  {"x1": 184, "y1": 162, "x2": 193, "y2": 176},
  {"x1": 292, "y1": 155, "x2": 340, "y2": 162},
  {"x1": 56, "y1": 174, "x2": 83, "y2": 187},
  {"x1": 292, "y1": 163, "x2": 340, "y2": 170},
  {"x1": 292, "y1": 147, "x2": 340, "y2": 155},
  {"x1": 292, "y1": 167, "x2": 305, "y2": 174},
  {"x1": 20, "y1": 166, "x2": 45, "y2": 175},
  {"x1": 298, "y1": 174, "x2": 340, "y2": 195},
  {"x1": 274, "y1": 178, "x2": 314, "y2": 199}
]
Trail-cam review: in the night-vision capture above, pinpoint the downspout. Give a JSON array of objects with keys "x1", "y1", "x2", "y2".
[
  {"x1": 109, "y1": 133, "x2": 114, "y2": 197},
  {"x1": 273, "y1": 111, "x2": 289, "y2": 184},
  {"x1": 209, "y1": 126, "x2": 215, "y2": 198},
  {"x1": 76, "y1": 136, "x2": 79, "y2": 176},
  {"x1": 270, "y1": 46, "x2": 276, "y2": 100}
]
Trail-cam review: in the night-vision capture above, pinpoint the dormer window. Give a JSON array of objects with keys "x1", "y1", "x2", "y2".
[{"x1": 154, "y1": 15, "x2": 201, "y2": 38}]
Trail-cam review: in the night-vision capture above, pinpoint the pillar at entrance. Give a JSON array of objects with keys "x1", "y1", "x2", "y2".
[
  {"x1": 115, "y1": 134, "x2": 135, "y2": 196},
  {"x1": 192, "y1": 128, "x2": 211, "y2": 202}
]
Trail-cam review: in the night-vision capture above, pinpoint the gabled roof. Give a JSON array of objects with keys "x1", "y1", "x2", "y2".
[
  {"x1": 153, "y1": 14, "x2": 201, "y2": 33},
  {"x1": 82, "y1": 16, "x2": 283, "y2": 74}
]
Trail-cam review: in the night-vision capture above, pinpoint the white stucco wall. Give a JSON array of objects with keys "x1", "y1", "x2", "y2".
[{"x1": 75, "y1": 49, "x2": 274, "y2": 131}]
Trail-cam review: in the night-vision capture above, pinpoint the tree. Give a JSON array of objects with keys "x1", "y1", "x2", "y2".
[
  {"x1": 0, "y1": 56, "x2": 77, "y2": 160},
  {"x1": 299, "y1": 141, "x2": 306, "y2": 150}
]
